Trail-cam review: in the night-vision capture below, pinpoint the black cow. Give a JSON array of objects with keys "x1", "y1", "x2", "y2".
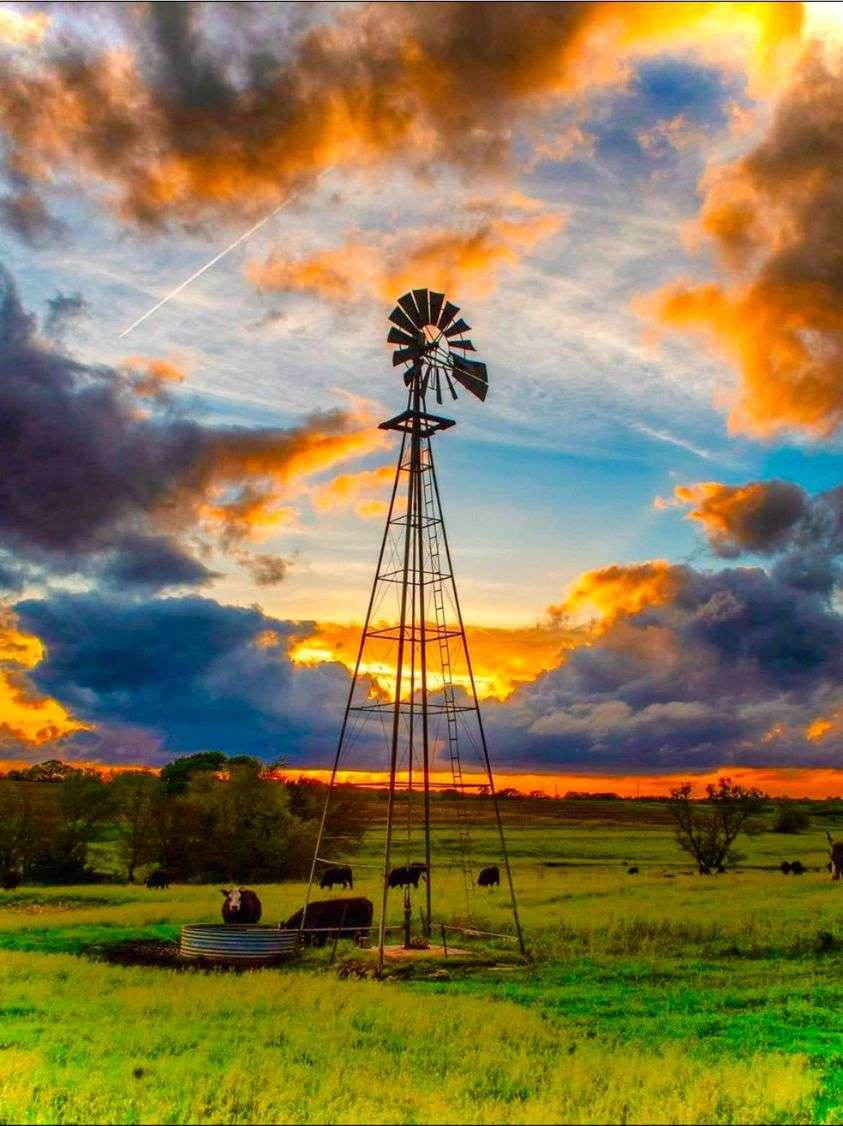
[
  {"x1": 283, "y1": 897, "x2": 373, "y2": 947},
  {"x1": 791, "y1": 860, "x2": 806, "y2": 875},
  {"x1": 827, "y1": 833, "x2": 843, "y2": 881},
  {"x1": 477, "y1": 865, "x2": 500, "y2": 888},
  {"x1": 388, "y1": 863, "x2": 427, "y2": 889},
  {"x1": 781, "y1": 860, "x2": 792, "y2": 875},
  {"x1": 1, "y1": 869, "x2": 20, "y2": 891},
  {"x1": 145, "y1": 868, "x2": 170, "y2": 889},
  {"x1": 627, "y1": 866, "x2": 639, "y2": 875},
  {"x1": 221, "y1": 887, "x2": 262, "y2": 924},
  {"x1": 320, "y1": 865, "x2": 353, "y2": 890}
]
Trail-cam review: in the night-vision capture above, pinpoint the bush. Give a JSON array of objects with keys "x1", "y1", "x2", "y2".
[{"x1": 772, "y1": 804, "x2": 810, "y2": 834}]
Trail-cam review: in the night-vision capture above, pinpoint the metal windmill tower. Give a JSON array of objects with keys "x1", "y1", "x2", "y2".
[{"x1": 305, "y1": 288, "x2": 524, "y2": 971}]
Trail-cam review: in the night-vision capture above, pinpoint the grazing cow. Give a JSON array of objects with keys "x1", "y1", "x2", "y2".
[
  {"x1": 827, "y1": 832, "x2": 843, "y2": 881},
  {"x1": 477, "y1": 865, "x2": 500, "y2": 888},
  {"x1": 627, "y1": 866, "x2": 639, "y2": 875},
  {"x1": 145, "y1": 868, "x2": 170, "y2": 889},
  {"x1": 221, "y1": 887, "x2": 262, "y2": 924},
  {"x1": 320, "y1": 865, "x2": 353, "y2": 890},
  {"x1": 1, "y1": 869, "x2": 20, "y2": 891},
  {"x1": 791, "y1": 860, "x2": 806, "y2": 875},
  {"x1": 283, "y1": 897, "x2": 373, "y2": 947},
  {"x1": 781, "y1": 861, "x2": 792, "y2": 875},
  {"x1": 388, "y1": 863, "x2": 427, "y2": 889}
]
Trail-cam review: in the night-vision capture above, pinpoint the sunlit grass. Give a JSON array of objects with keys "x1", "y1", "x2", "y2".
[
  {"x1": 0, "y1": 952, "x2": 818, "y2": 1125},
  {"x1": 2, "y1": 816, "x2": 843, "y2": 1123}
]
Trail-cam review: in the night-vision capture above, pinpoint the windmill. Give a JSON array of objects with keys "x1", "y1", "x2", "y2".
[{"x1": 305, "y1": 288, "x2": 524, "y2": 971}]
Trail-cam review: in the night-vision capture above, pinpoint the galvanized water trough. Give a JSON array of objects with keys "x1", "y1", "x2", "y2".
[{"x1": 179, "y1": 924, "x2": 299, "y2": 967}]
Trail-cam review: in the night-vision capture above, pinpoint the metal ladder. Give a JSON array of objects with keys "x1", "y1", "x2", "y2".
[{"x1": 421, "y1": 451, "x2": 474, "y2": 903}]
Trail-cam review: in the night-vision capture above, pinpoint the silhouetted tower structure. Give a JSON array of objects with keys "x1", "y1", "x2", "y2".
[{"x1": 306, "y1": 289, "x2": 524, "y2": 971}]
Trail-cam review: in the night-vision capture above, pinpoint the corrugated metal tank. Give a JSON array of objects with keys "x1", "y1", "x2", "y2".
[{"x1": 179, "y1": 924, "x2": 299, "y2": 966}]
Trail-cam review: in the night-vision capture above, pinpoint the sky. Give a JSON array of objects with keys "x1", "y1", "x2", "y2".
[{"x1": 4, "y1": 1, "x2": 843, "y2": 794}]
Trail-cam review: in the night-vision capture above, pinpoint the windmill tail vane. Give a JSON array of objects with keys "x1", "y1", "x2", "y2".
[{"x1": 304, "y1": 287, "x2": 523, "y2": 972}]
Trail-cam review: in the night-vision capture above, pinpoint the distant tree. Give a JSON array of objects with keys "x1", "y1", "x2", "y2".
[
  {"x1": 668, "y1": 777, "x2": 767, "y2": 872},
  {"x1": 159, "y1": 751, "x2": 227, "y2": 795},
  {"x1": 772, "y1": 803, "x2": 810, "y2": 834},
  {"x1": 111, "y1": 771, "x2": 158, "y2": 881}
]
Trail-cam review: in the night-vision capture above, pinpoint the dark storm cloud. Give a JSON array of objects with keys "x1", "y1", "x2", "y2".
[
  {"x1": 0, "y1": 2, "x2": 801, "y2": 234},
  {"x1": 16, "y1": 593, "x2": 352, "y2": 764},
  {"x1": 0, "y1": 264, "x2": 377, "y2": 587},
  {"x1": 483, "y1": 562, "x2": 843, "y2": 771}
]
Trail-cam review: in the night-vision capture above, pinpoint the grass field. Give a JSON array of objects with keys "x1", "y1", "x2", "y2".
[{"x1": 3, "y1": 803, "x2": 843, "y2": 1124}]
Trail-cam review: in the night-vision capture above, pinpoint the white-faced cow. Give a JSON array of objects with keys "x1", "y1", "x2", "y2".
[
  {"x1": 827, "y1": 833, "x2": 843, "y2": 881},
  {"x1": 221, "y1": 887, "x2": 262, "y2": 923},
  {"x1": 320, "y1": 865, "x2": 353, "y2": 890},
  {"x1": 477, "y1": 865, "x2": 500, "y2": 887}
]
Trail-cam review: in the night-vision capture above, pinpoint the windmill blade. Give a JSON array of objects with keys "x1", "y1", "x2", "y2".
[
  {"x1": 389, "y1": 306, "x2": 420, "y2": 336},
  {"x1": 397, "y1": 291, "x2": 425, "y2": 328},
  {"x1": 388, "y1": 326, "x2": 421, "y2": 348},
  {"x1": 443, "y1": 317, "x2": 471, "y2": 338},
  {"x1": 420, "y1": 366, "x2": 430, "y2": 395},
  {"x1": 412, "y1": 288, "x2": 430, "y2": 325},
  {"x1": 428, "y1": 291, "x2": 445, "y2": 326},
  {"x1": 393, "y1": 346, "x2": 422, "y2": 366},
  {"x1": 437, "y1": 300, "x2": 460, "y2": 332},
  {"x1": 434, "y1": 369, "x2": 443, "y2": 404},
  {"x1": 451, "y1": 354, "x2": 488, "y2": 401},
  {"x1": 444, "y1": 370, "x2": 459, "y2": 400},
  {"x1": 448, "y1": 338, "x2": 476, "y2": 351}
]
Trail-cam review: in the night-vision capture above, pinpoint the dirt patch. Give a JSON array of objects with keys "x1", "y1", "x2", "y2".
[{"x1": 91, "y1": 938, "x2": 186, "y2": 969}]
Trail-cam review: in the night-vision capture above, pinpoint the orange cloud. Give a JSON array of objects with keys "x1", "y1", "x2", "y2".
[
  {"x1": 0, "y1": 611, "x2": 86, "y2": 747},
  {"x1": 311, "y1": 465, "x2": 395, "y2": 520},
  {"x1": 290, "y1": 619, "x2": 578, "y2": 701},
  {"x1": 120, "y1": 355, "x2": 188, "y2": 399},
  {"x1": 164, "y1": 405, "x2": 390, "y2": 547},
  {"x1": 648, "y1": 44, "x2": 843, "y2": 439},
  {"x1": 548, "y1": 561, "x2": 685, "y2": 631},
  {"x1": 673, "y1": 479, "x2": 806, "y2": 556},
  {"x1": 0, "y1": 3, "x2": 803, "y2": 229},
  {"x1": 806, "y1": 715, "x2": 833, "y2": 742},
  {"x1": 247, "y1": 212, "x2": 564, "y2": 305}
]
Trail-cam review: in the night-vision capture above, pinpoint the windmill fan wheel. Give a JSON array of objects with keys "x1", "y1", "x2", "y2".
[{"x1": 387, "y1": 288, "x2": 489, "y2": 404}]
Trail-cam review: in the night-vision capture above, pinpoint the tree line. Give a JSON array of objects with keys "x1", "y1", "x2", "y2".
[{"x1": 0, "y1": 754, "x2": 367, "y2": 885}]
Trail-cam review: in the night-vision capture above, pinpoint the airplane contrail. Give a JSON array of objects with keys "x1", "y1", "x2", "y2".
[{"x1": 119, "y1": 167, "x2": 333, "y2": 338}]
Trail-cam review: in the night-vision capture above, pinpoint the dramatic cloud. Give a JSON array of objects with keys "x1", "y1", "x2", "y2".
[
  {"x1": 0, "y1": 2, "x2": 802, "y2": 233},
  {"x1": 247, "y1": 212, "x2": 564, "y2": 306},
  {"x1": 310, "y1": 466, "x2": 395, "y2": 520},
  {"x1": 15, "y1": 594, "x2": 355, "y2": 765},
  {"x1": 649, "y1": 43, "x2": 843, "y2": 438},
  {"x1": 674, "y1": 478, "x2": 843, "y2": 589},
  {"x1": 0, "y1": 608, "x2": 86, "y2": 749},
  {"x1": 291, "y1": 618, "x2": 579, "y2": 701},
  {"x1": 674, "y1": 480, "x2": 808, "y2": 557},
  {"x1": 484, "y1": 559, "x2": 843, "y2": 770},
  {"x1": 0, "y1": 265, "x2": 384, "y2": 589}
]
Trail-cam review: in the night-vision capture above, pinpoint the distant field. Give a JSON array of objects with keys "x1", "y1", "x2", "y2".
[{"x1": 3, "y1": 802, "x2": 843, "y2": 1124}]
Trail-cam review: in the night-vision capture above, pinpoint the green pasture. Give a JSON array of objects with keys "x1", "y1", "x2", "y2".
[{"x1": 3, "y1": 807, "x2": 843, "y2": 1123}]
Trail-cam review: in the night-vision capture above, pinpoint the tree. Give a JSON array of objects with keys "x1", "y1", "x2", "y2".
[
  {"x1": 159, "y1": 751, "x2": 227, "y2": 795},
  {"x1": 668, "y1": 777, "x2": 767, "y2": 872},
  {"x1": 111, "y1": 771, "x2": 158, "y2": 881}
]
